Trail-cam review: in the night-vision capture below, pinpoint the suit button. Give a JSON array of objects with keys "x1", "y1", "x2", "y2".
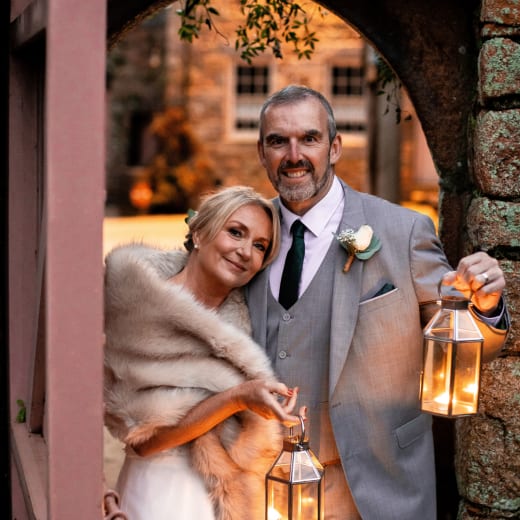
[
  {"x1": 282, "y1": 313, "x2": 291, "y2": 321},
  {"x1": 278, "y1": 350, "x2": 287, "y2": 359}
]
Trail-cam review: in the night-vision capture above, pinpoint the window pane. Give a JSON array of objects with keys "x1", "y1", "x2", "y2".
[
  {"x1": 236, "y1": 66, "x2": 269, "y2": 95},
  {"x1": 331, "y1": 65, "x2": 367, "y2": 134},
  {"x1": 332, "y1": 66, "x2": 365, "y2": 96},
  {"x1": 235, "y1": 66, "x2": 269, "y2": 130}
]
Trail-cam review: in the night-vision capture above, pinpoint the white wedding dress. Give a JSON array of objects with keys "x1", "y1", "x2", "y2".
[{"x1": 116, "y1": 445, "x2": 216, "y2": 520}]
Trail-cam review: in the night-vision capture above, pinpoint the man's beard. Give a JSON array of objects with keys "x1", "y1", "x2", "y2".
[{"x1": 274, "y1": 160, "x2": 332, "y2": 202}]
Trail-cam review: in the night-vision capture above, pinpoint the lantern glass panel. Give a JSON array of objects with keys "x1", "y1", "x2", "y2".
[
  {"x1": 266, "y1": 479, "x2": 288, "y2": 520},
  {"x1": 266, "y1": 481, "x2": 321, "y2": 520},
  {"x1": 421, "y1": 338, "x2": 481, "y2": 416},
  {"x1": 292, "y1": 483, "x2": 320, "y2": 519},
  {"x1": 290, "y1": 451, "x2": 323, "y2": 482},
  {"x1": 420, "y1": 294, "x2": 483, "y2": 417},
  {"x1": 266, "y1": 417, "x2": 324, "y2": 520}
]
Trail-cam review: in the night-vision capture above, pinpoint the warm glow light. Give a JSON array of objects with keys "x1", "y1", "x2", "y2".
[
  {"x1": 434, "y1": 392, "x2": 450, "y2": 405},
  {"x1": 432, "y1": 391, "x2": 476, "y2": 414},
  {"x1": 268, "y1": 507, "x2": 284, "y2": 520},
  {"x1": 421, "y1": 296, "x2": 483, "y2": 418},
  {"x1": 433, "y1": 385, "x2": 477, "y2": 406},
  {"x1": 129, "y1": 181, "x2": 153, "y2": 211},
  {"x1": 463, "y1": 383, "x2": 478, "y2": 394}
]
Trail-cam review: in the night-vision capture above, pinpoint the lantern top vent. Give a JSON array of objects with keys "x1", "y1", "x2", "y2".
[{"x1": 440, "y1": 295, "x2": 469, "y2": 310}]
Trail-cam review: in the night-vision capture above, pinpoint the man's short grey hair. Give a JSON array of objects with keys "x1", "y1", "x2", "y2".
[{"x1": 258, "y1": 85, "x2": 337, "y2": 143}]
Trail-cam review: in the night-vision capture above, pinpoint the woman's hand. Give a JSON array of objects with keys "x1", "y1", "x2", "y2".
[
  {"x1": 230, "y1": 379, "x2": 304, "y2": 427},
  {"x1": 132, "y1": 378, "x2": 305, "y2": 456}
]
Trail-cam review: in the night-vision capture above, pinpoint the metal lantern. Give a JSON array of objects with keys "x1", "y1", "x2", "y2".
[
  {"x1": 420, "y1": 286, "x2": 484, "y2": 417},
  {"x1": 266, "y1": 417, "x2": 324, "y2": 520}
]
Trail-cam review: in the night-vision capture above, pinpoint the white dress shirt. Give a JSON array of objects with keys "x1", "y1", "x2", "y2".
[{"x1": 270, "y1": 176, "x2": 345, "y2": 301}]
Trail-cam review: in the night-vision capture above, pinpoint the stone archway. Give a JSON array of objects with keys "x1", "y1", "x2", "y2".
[
  {"x1": 105, "y1": 2, "x2": 519, "y2": 519},
  {"x1": 325, "y1": 0, "x2": 481, "y2": 266}
]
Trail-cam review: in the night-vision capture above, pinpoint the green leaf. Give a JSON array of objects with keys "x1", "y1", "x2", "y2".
[
  {"x1": 16, "y1": 399, "x2": 26, "y2": 423},
  {"x1": 355, "y1": 235, "x2": 382, "y2": 260}
]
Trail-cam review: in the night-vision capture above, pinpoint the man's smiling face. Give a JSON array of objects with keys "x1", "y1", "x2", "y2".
[{"x1": 258, "y1": 97, "x2": 342, "y2": 215}]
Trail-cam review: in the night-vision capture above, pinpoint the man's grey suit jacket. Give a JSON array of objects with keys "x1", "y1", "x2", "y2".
[{"x1": 247, "y1": 181, "x2": 454, "y2": 519}]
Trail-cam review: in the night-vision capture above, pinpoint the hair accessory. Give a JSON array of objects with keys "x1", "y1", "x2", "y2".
[{"x1": 184, "y1": 208, "x2": 198, "y2": 225}]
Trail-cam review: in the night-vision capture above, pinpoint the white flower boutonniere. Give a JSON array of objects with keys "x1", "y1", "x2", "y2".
[{"x1": 335, "y1": 224, "x2": 381, "y2": 272}]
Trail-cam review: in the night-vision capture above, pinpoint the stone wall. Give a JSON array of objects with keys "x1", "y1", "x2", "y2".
[{"x1": 455, "y1": 1, "x2": 520, "y2": 518}]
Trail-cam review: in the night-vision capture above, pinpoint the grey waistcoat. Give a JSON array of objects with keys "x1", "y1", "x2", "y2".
[{"x1": 266, "y1": 240, "x2": 340, "y2": 463}]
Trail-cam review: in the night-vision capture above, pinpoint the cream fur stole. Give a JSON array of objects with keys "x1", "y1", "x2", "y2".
[{"x1": 104, "y1": 244, "x2": 282, "y2": 520}]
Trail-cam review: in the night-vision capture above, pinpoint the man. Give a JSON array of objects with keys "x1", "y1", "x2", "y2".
[{"x1": 246, "y1": 85, "x2": 509, "y2": 519}]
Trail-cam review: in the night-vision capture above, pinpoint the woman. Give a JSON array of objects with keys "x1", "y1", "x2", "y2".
[{"x1": 104, "y1": 186, "x2": 301, "y2": 520}]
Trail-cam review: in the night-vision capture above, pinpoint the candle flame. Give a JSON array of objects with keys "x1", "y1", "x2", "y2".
[
  {"x1": 434, "y1": 392, "x2": 451, "y2": 405},
  {"x1": 267, "y1": 507, "x2": 284, "y2": 520},
  {"x1": 463, "y1": 383, "x2": 478, "y2": 394}
]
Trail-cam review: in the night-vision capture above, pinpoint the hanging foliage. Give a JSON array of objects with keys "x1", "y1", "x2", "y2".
[{"x1": 176, "y1": 0, "x2": 322, "y2": 63}]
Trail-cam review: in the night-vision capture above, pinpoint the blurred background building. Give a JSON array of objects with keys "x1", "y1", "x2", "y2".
[{"x1": 105, "y1": 1, "x2": 439, "y2": 223}]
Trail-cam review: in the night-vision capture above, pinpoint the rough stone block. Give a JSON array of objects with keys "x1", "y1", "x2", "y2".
[
  {"x1": 458, "y1": 501, "x2": 520, "y2": 519},
  {"x1": 467, "y1": 198, "x2": 520, "y2": 249},
  {"x1": 500, "y1": 259, "x2": 520, "y2": 351},
  {"x1": 455, "y1": 358, "x2": 520, "y2": 517},
  {"x1": 473, "y1": 109, "x2": 520, "y2": 197},
  {"x1": 481, "y1": 0, "x2": 520, "y2": 26},
  {"x1": 479, "y1": 38, "x2": 520, "y2": 101}
]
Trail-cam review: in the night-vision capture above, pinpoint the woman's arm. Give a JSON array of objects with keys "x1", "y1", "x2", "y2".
[{"x1": 134, "y1": 380, "x2": 301, "y2": 457}]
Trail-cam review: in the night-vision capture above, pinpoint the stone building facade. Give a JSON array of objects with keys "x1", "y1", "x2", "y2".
[{"x1": 106, "y1": 1, "x2": 438, "y2": 217}]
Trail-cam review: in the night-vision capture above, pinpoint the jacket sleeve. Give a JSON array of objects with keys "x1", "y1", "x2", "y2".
[
  {"x1": 470, "y1": 303, "x2": 510, "y2": 362},
  {"x1": 411, "y1": 214, "x2": 509, "y2": 362}
]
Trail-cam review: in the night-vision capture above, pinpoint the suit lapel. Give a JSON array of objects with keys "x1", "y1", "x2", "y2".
[
  {"x1": 329, "y1": 183, "x2": 367, "y2": 395},
  {"x1": 246, "y1": 198, "x2": 280, "y2": 348},
  {"x1": 246, "y1": 265, "x2": 270, "y2": 347}
]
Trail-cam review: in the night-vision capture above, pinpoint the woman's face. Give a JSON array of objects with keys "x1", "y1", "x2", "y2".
[{"x1": 195, "y1": 204, "x2": 273, "y2": 291}]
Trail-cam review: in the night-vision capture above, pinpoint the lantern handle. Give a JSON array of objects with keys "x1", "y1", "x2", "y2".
[
  {"x1": 298, "y1": 415, "x2": 306, "y2": 443},
  {"x1": 288, "y1": 415, "x2": 307, "y2": 443},
  {"x1": 437, "y1": 279, "x2": 471, "y2": 301}
]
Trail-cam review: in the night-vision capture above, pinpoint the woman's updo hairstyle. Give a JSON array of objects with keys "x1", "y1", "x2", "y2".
[{"x1": 184, "y1": 186, "x2": 280, "y2": 268}]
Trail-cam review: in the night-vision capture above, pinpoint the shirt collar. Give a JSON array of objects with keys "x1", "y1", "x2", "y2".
[{"x1": 279, "y1": 176, "x2": 344, "y2": 237}]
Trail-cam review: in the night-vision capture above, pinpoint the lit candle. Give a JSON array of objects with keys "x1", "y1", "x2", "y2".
[
  {"x1": 463, "y1": 383, "x2": 478, "y2": 395},
  {"x1": 267, "y1": 507, "x2": 284, "y2": 520},
  {"x1": 434, "y1": 392, "x2": 450, "y2": 405}
]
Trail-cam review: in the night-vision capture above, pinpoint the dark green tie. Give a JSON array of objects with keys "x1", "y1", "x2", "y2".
[{"x1": 279, "y1": 220, "x2": 306, "y2": 309}]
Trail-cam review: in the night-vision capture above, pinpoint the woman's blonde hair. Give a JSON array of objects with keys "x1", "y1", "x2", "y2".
[{"x1": 184, "y1": 186, "x2": 280, "y2": 268}]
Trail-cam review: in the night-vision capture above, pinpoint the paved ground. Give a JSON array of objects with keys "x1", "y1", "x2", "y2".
[
  {"x1": 103, "y1": 214, "x2": 187, "y2": 488},
  {"x1": 103, "y1": 214, "x2": 188, "y2": 256}
]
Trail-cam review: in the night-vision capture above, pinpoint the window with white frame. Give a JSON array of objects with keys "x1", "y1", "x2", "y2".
[
  {"x1": 331, "y1": 64, "x2": 367, "y2": 134},
  {"x1": 235, "y1": 65, "x2": 269, "y2": 130}
]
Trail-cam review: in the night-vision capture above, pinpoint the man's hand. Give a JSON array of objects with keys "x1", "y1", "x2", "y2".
[{"x1": 441, "y1": 252, "x2": 505, "y2": 315}]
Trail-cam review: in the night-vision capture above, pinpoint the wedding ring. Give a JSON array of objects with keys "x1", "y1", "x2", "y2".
[{"x1": 481, "y1": 272, "x2": 489, "y2": 285}]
